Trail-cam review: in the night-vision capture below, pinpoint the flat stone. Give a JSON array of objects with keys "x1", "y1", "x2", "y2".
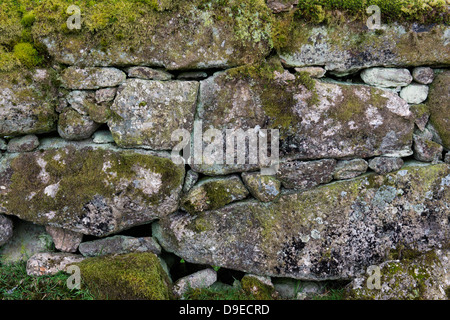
[
  {"x1": 61, "y1": 67, "x2": 126, "y2": 90},
  {"x1": 7, "y1": 135, "x2": 39, "y2": 152},
  {"x1": 412, "y1": 67, "x2": 435, "y2": 85},
  {"x1": 368, "y1": 157, "x2": 404, "y2": 175},
  {"x1": 92, "y1": 130, "x2": 115, "y2": 144},
  {"x1": 45, "y1": 226, "x2": 83, "y2": 253},
  {"x1": 427, "y1": 70, "x2": 450, "y2": 149},
  {"x1": 0, "y1": 215, "x2": 13, "y2": 247},
  {"x1": 413, "y1": 135, "x2": 443, "y2": 162},
  {"x1": 177, "y1": 71, "x2": 208, "y2": 80},
  {"x1": 294, "y1": 67, "x2": 326, "y2": 78},
  {"x1": 95, "y1": 87, "x2": 117, "y2": 103},
  {"x1": 78, "y1": 235, "x2": 161, "y2": 257},
  {"x1": 361, "y1": 68, "x2": 412, "y2": 88},
  {"x1": 26, "y1": 252, "x2": 85, "y2": 276},
  {"x1": 400, "y1": 84, "x2": 429, "y2": 104},
  {"x1": 241, "y1": 172, "x2": 281, "y2": 202},
  {"x1": 333, "y1": 159, "x2": 368, "y2": 180},
  {"x1": 108, "y1": 79, "x2": 199, "y2": 150},
  {"x1": 58, "y1": 109, "x2": 100, "y2": 141},
  {"x1": 409, "y1": 104, "x2": 430, "y2": 131},
  {"x1": 173, "y1": 268, "x2": 217, "y2": 298},
  {"x1": 276, "y1": 159, "x2": 336, "y2": 190},
  {"x1": 66, "y1": 90, "x2": 94, "y2": 115},
  {"x1": 267, "y1": 0, "x2": 298, "y2": 13},
  {"x1": 126, "y1": 67, "x2": 173, "y2": 80}
]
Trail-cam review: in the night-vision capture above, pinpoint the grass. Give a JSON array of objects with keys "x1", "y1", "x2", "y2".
[{"x1": 0, "y1": 259, "x2": 94, "y2": 300}]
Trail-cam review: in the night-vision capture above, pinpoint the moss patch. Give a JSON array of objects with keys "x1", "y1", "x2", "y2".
[{"x1": 427, "y1": 70, "x2": 450, "y2": 149}]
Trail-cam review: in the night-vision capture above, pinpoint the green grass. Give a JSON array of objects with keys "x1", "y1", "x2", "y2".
[
  {"x1": 0, "y1": 259, "x2": 94, "y2": 300},
  {"x1": 311, "y1": 288, "x2": 346, "y2": 300},
  {"x1": 183, "y1": 284, "x2": 261, "y2": 300}
]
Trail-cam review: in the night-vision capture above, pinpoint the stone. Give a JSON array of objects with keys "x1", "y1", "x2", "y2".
[
  {"x1": 154, "y1": 163, "x2": 450, "y2": 280},
  {"x1": 92, "y1": 130, "x2": 115, "y2": 144},
  {"x1": 45, "y1": 226, "x2": 83, "y2": 253},
  {"x1": 295, "y1": 281, "x2": 324, "y2": 300},
  {"x1": 272, "y1": 278, "x2": 301, "y2": 299},
  {"x1": 426, "y1": 122, "x2": 444, "y2": 147},
  {"x1": 413, "y1": 135, "x2": 443, "y2": 163},
  {"x1": 26, "y1": 252, "x2": 85, "y2": 276},
  {"x1": 412, "y1": 67, "x2": 435, "y2": 85},
  {"x1": 0, "y1": 69, "x2": 57, "y2": 136},
  {"x1": 347, "y1": 250, "x2": 450, "y2": 300},
  {"x1": 360, "y1": 68, "x2": 412, "y2": 88},
  {"x1": 0, "y1": 220, "x2": 53, "y2": 263},
  {"x1": 95, "y1": 87, "x2": 117, "y2": 103},
  {"x1": 0, "y1": 138, "x2": 185, "y2": 237},
  {"x1": 108, "y1": 79, "x2": 199, "y2": 150},
  {"x1": 279, "y1": 22, "x2": 449, "y2": 76},
  {"x1": 173, "y1": 268, "x2": 217, "y2": 298},
  {"x1": 75, "y1": 253, "x2": 173, "y2": 300},
  {"x1": 61, "y1": 67, "x2": 126, "y2": 90},
  {"x1": 427, "y1": 70, "x2": 450, "y2": 149},
  {"x1": 0, "y1": 215, "x2": 13, "y2": 247},
  {"x1": 409, "y1": 104, "x2": 430, "y2": 132},
  {"x1": 368, "y1": 157, "x2": 404, "y2": 175},
  {"x1": 193, "y1": 65, "x2": 413, "y2": 176},
  {"x1": 35, "y1": 1, "x2": 271, "y2": 70},
  {"x1": 177, "y1": 71, "x2": 208, "y2": 80},
  {"x1": 6, "y1": 134, "x2": 39, "y2": 152},
  {"x1": 333, "y1": 159, "x2": 368, "y2": 180},
  {"x1": 276, "y1": 159, "x2": 336, "y2": 190},
  {"x1": 294, "y1": 67, "x2": 326, "y2": 78},
  {"x1": 79, "y1": 235, "x2": 161, "y2": 257},
  {"x1": 58, "y1": 109, "x2": 100, "y2": 141},
  {"x1": 241, "y1": 172, "x2": 281, "y2": 202},
  {"x1": 67, "y1": 90, "x2": 111, "y2": 124},
  {"x1": 66, "y1": 90, "x2": 94, "y2": 115},
  {"x1": 181, "y1": 175, "x2": 249, "y2": 214},
  {"x1": 241, "y1": 274, "x2": 277, "y2": 299},
  {"x1": 126, "y1": 67, "x2": 173, "y2": 80},
  {"x1": 0, "y1": 138, "x2": 7, "y2": 150},
  {"x1": 267, "y1": 0, "x2": 298, "y2": 13},
  {"x1": 182, "y1": 170, "x2": 199, "y2": 193},
  {"x1": 445, "y1": 152, "x2": 450, "y2": 164},
  {"x1": 400, "y1": 84, "x2": 429, "y2": 104}
]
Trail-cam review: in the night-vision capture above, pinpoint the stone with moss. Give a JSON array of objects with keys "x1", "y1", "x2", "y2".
[
  {"x1": 6, "y1": 134, "x2": 39, "y2": 153},
  {"x1": 154, "y1": 162, "x2": 450, "y2": 280},
  {"x1": 26, "y1": 252, "x2": 85, "y2": 276},
  {"x1": 0, "y1": 214, "x2": 13, "y2": 247},
  {"x1": 241, "y1": 172, "x2": 281, "y2": 202},
  {"x1": 427, "y1": 70, "x2": 450, "y2": 150},
  {"x1": 78, "y1": 235, "x2": 161, "y2": 257},
  {"x1": 368, "y1": 157, "x2": 404, "y2": 175},
  {"x1": 346, "y1": 250, "x2": 450, "y2": 300},
  {"x1": 108, "y1": 79, "x2": 199, "y2": 150},
  {"x1": 0, "y1": 138, "x2": 185, "y2": 237},
  {"x1": 75, "y1": 252, "x2": 173, "y2": 300},
  {"x1": 173, "y1": 268, "x2": 217, "y2": 298},
  {"x1": 413, "y1": 135, "x2": 443, "y2": 163},
  {"x1": 409, "y1": 104, "x2": 430, "y2": 132},
  {"x1": 61, "y1": 67, "x2": 126, "y2": 90},
  {"x1": 58, "y1": 109, "x2": 100, "y2": 141},
  {"x1": 241, "y1": 274, "x2": 276, "y2": 300},
  {"x1": 181, "y1": 175, "x2": 249, "y2": 214},
  {"x1": 126, "y1": 67, "x2": 173, "y2": 80},
  {"x1": 333, "y1": 159, "x2": 368, "y2": 180},
  {"x1": 361, "y1": 68, "x2": 412, "y2": 88},
  {"x1": 276, "y1": 159, "x2": 336, "y2": 190}
]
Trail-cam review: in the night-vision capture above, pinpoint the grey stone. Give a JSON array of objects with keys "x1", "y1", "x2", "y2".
[
  {"x1": 368, "y1": 157, "x2": 404, "y2": 175},
  {"x1": 0, "y1": 215, "x2": 13, "y2": 247},
  {"x1": 95, "y1": 87, "x2": 117, "y2": 103},
  {"x1": 154, "y1": 163, "x2": 450, "y2": 280},
  {"x1": 413, "y1": 135, "x2": 443, "y2": 163},
  {"x1": 66, "y1": 90, "x2": 94, "y2": 115},
  {"x1": 267, "y1": 0, "x2": 298, "y2": 13},
  {"x1": 108, "y1": 79, "x2": 199, "y2": 150},
  {"x1": 294, "y1": 67, "x2": 326, "y2": 78},
  {"x1": 182, "y1": 170, "x2": 199, "y2": 193},
  {"x1": 79, "y1": 235, "x2": 161, "y2": 257},
  {"x1": 272, "y1": 278, "x2": 301, "y2": 299},
  {"x1": 0, "y1": 220, "x2": 54, "y2": 263},
  {"x1": 0, "y1": 138, "x2": 185, "y2": 237},
  {"x1": 181, "y1": 175, "x2": 249, "y2": 214},
  {"x1": 445, "y1": 152, "x2": 450, "y2": 164},
  {"x1": 427, "y1": 70, "x2": 450, "y2": 149},
  {"x1": 409, "y1": 104, "x2": 430, "y2": 132},
  {"x1": 241, "y1": 172, "x2": 281, "y2": 202},
  {"x1": 7, "y1": 135, "x2": 39, "y2": 152},
  {"x1": 400, "y1": 84, "x2": 429, "y2": 104},
  {"x1": 26, "y1": 252, "x2": 85, "y2": 276},
  {"x1": 126, "y1": 67, "x2": 173, "y2": 80},
  {"x1": 92, "y1": 130, "x2": 115, "y2": 144},
  {"x1": 361, "y1": 68, "x2": 412, "y2": 88},
  {"x1": 412, "y1": 67, "x2": 435, "y2": 85},
  {"x1": 58, "y1": 109, "x2": 100, "y2": 141},
  {"x1": 173, "y1": 268, "x2": 217, "y2": 298},
  {"x1": 333, "y1": 159, "x2": 368, "y2": 180},
  {"x1": 296, "y1": 281, "x2": 324, "y2": 300},
  {"x1": 177, "y1": 71, "x2": 208, "y2": 80},
  {"x1": 45, "y1": 226, "x2": 83, "y2": 253},
  {"x1": 276, "y1": 159, "x2": 336, "y2": 190},
  {"x1": 0, "y1": 138, "x2": 7, "y2": 151},
  {"x1": 61, "y1": 67, "x2": 126, "y2": 90}
]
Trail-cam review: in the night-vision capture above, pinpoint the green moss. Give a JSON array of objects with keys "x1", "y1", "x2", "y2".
[
  {"x1": 12, "y1": 42, "x2": 41, "y2": 68},
  {"x1": 0, "y1": 46, "x2": 20, "y2": 72},
  {"x1": 76, "y1": 253, "x2": 173, "y2": 300},
  {"x1": 21, "y1": 11, "x2": 36, "y2": 28},
  {"x1": 241, "y1": 276, "x2": 275, "y2": 300},
  {"x1": 427, "y1": 70, "x2": 450, "y2": 149}
]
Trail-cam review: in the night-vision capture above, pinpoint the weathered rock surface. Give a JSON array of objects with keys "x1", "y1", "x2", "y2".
[
  {"x1": 58, "y1": 109, "x2": 100, "y2": 141},
  {"x1": 173, "y1": 268, "x2": 217, "y2": 298},
  {"x1": 127, "y1": 67, "x2": 173, "y2": 80},
  {"x1": 400, "y1": 84, "x2": 429, "y2": 104},
  {"x1": 412, "y1": 67, "x2": 435, "y2": 85},
  {"x1": 45, "y1": 226, "x2": 83, "y2": 253},
  {"x1": 427, "y1": 70, "x2": 450, "y2": 150},
  {"x1": 26, "y1": 252, "x2": 85, "y2": 276},
  {"x1": 0, "y1": 138, "x2": 185, "y2": 237},
  {"x1": 0, "y1": 69, "x2": 57, "y2": 136},
  {"x1": 182, "y1": 170, "x2": 199, "y2": 193},
  {"x1": 294, "y1": 67, "x2": 326, "y2": 78},
  {"x1": 276, "y1": 159, "x2": 336, "y2": 190},
  {"x1": 154, "y1": 163, "x2": 450, "y2": 280},
  {"x1": 333, "y1": 159, "x2": 369, "y2": 180},
  {"x1": 79, "y1": 235, "x2": 161, "y2": 257},
  {"x1": 61, "y1": 67, "x2": 126, "y2": 90},
  {"x1": 413, "y1": 135, "x2": 443, "y2": 162},
  {"x1": 108, "y1": 79, "x2": 199, "y2": 150},
  {"x1": 95, "y1": 87, "x2": 117, "y2": 103},
  {"x1": 361, "y1": 68, "x2": 412, "y2": 88},
  {"x1": 7, "y1": 135, "x2": 39, "y2": 153},
  {"x1": 241, "y1": 172, "x2": 281, "y2": 202},
  {"x1": 181, "y1": 175, "x2": 249, "y2": 214},
  {"x1": 410, "y1": 104, "x2": 430, "y2": 132},
  {"x1": 92, "y1": 130, "x2": 115, "y2": 144},
  {"x1": 0, "y1": 214, "x2": 13, "y2": 247},
  {"x1": 368, "y1": 157, "x2": 404, "y2": 175}
]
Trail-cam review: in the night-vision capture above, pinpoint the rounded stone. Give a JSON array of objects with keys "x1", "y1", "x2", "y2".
[
  {"x1": 412, "y1": 67, "x2": 435, "y2": 85},
  {"x1": 400, "y1": 84, "x2": 429, "y2": 104}
]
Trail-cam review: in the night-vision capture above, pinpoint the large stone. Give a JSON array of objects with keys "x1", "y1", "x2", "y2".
[
  {"x1": 0, "y1": 214, "x2": 13, "y2": 247},
  {"x1": 427, "y1": 70, "x2": 450, "y2": 150},
  {"x1": 276, "y1": 159, "x2": 336, "y2": 190},
  {"x1": 279, "y1": 22, "x2": 449, "y2": 76},
  {"x1": 57, "y1": 109, "x2": 100, "y2": 141},
  {"x1": 0, "y1": 69, "x2": 57, "y2": 136},
  {"x1": 193, "y1": 64, "x2": 413, "y2": 175},
  {"x1": 241, "y1": 172, "x2": 281, "y2": 202},
  {"x1": 154, "y1": 163, "x2": 450, "y2": 280},
  {"x1": 361, "y1": 68, "x2": 412, "y2": 88},
  {"x1": 34, "y1": 1, "x2": 271, "y2": 70},
  {"x1": 45, "y1": 226, "x2": 83, "y2": 253},
  {"x1": 61, "y1": 67, "x2": 126, "y2": 90},
  {"x1": 0, "y1": 138, "x2": 185, "y2": 237},
  {"x1": 26, "y1": 252, "x2": 85, "y2": 276},
  {"x1": 173, "y1": 268, "x2": 217, "y2": 298},
  {"x1": 108, "y1": 79, "x2": 199, "y2": 150},
  {"x1": 79, "y1": 235, "x2": 161, "y2": 257}
]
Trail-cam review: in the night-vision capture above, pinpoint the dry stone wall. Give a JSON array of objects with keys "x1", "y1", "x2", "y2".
[{"x1": 0, "y1": 0, "x2": 449, "y2": 300}]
